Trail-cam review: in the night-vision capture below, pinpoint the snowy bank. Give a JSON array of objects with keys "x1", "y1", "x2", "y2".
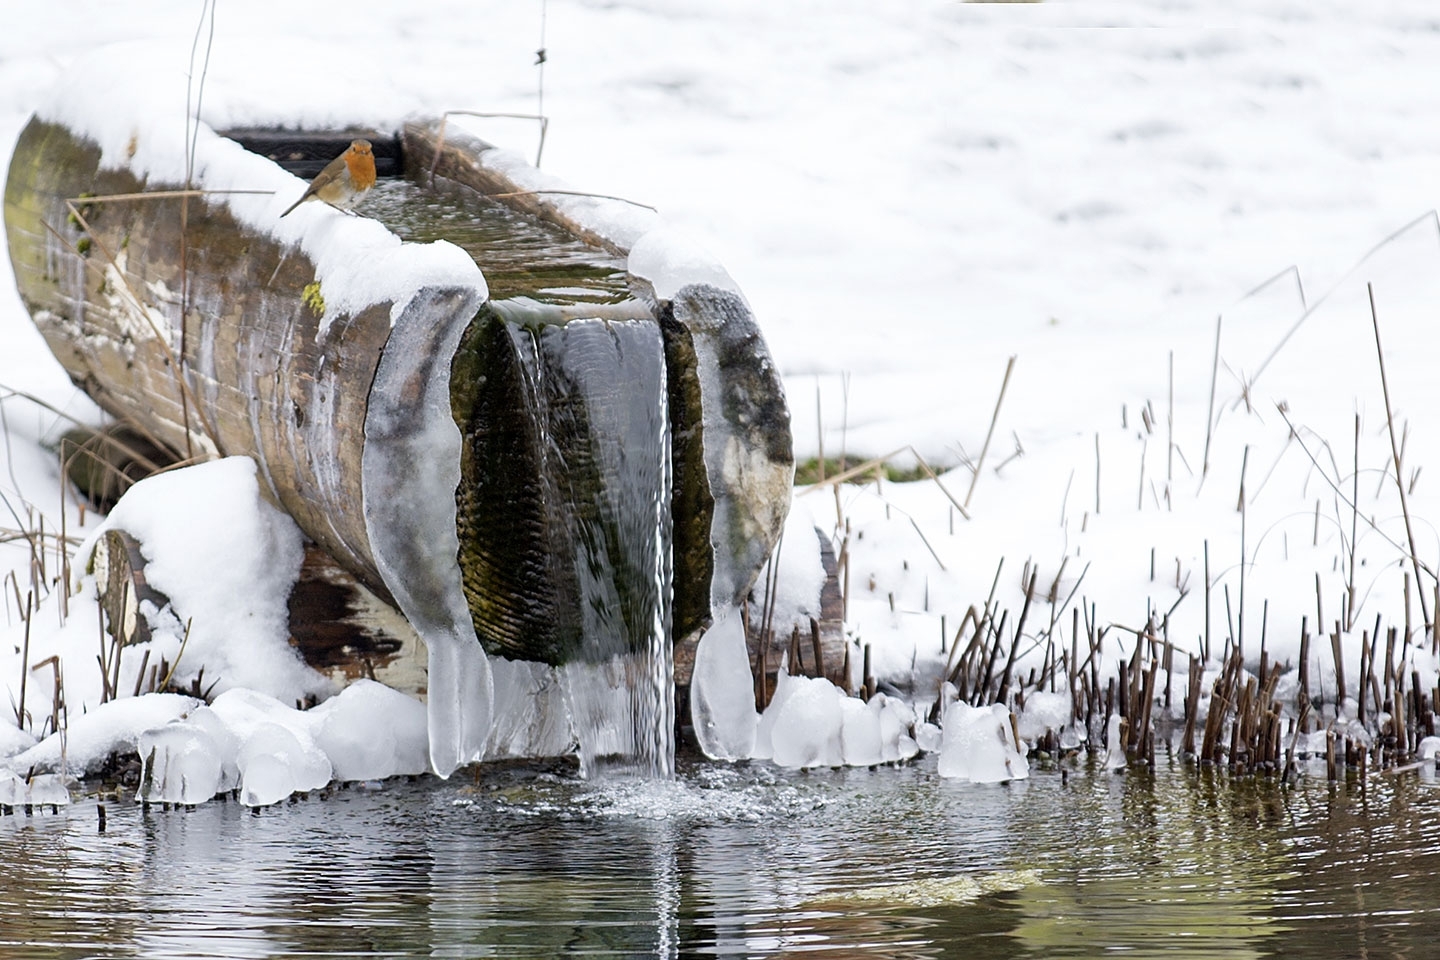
[{"x1": 6, "y1": 2, "x2": 1440, "y2": 803}]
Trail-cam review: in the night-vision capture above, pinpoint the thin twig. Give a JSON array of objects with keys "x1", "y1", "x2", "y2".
[
  {"x1": 1252, "y1": 211, "x2": 1440, "y2": 388},
  {"x1": 484, "y1": 189, "x2": 657, "y2": 211},
  {"x1": 1370, "y1": 284, "x2": 1432, "y2": 625},
  {"x1": 427, "y1": 110, "x2": 552, "y2": 185},
  {"x1": 964, "y1": 355, "x2": 1016, "y2": 511},
  {"x1": 68, "y1": 190, "x2": 274, "y2": 204},
  {"x1": 1201, "y1": 315, "x2": 1221, "y2": 482},
  {"x1": 1277, "y1": 405, "x2": 1434, "y2": 579},
  {"x1": 156, "y1": 617, "x2": 196, "y2": 692}
]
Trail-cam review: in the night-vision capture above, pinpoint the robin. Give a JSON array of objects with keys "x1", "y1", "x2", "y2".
[{"x1": 279, "y1": 139, "x2": 376, "y2": 217}]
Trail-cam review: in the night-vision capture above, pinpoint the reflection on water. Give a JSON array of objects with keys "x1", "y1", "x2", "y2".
[{"x1": 3, "y1": 757, "x2": 1440, "y2": 958}]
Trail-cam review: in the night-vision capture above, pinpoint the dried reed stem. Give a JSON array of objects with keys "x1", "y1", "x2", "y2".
[
  {"x1": 1370, "y1": 284, "x2": 1432, "y2": 626},
  {"x1": 964, "y1": 355, "x2": 1015, "y2": 511}
]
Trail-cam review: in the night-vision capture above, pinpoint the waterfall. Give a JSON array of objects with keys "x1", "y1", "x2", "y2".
[{"x1": 453, "y1": 308, "x2": 675, "y2": 777}]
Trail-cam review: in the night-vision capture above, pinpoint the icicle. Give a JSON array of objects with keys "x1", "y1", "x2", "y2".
[
  {"x1": 362, "y1": 287, "x2": 494, "y2": 777},
  {"x1": 690, "y1": 606, "x2": 759, "y2": 760}
]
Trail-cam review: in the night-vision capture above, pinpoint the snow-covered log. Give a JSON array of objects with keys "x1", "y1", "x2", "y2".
[{"x1": 4, "y1": 114, "x2": 794, "y2": 686}]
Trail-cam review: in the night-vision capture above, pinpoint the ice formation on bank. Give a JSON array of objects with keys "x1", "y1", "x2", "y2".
[
  {"x1": 0, "y1": 770, "x2": 72, "y2": 809},
  {"x1": 134, "y1": 682, "x2": 427, "y2": 807},
  {"x1": 1101, "y1": 715, "x2": 1128, "y2": 772},
  {"x1": 3, "y1": 665, "x2": 428, "y2": 806},
  {"x1": 748, "y1": 667, "x2": 921, "y2": 770},
  {"x1": 937, "y1": 694, "x2": 1030, "y2": 783},
  {"x1": 137, "y1": 708, "x2": 232, "y2": 805},
  {"x1": 360, "y1": 287, "x2": 494, "y2": 779},
  {"x1": 8, "y1": 695, "x2": 200, "y2": 776}
]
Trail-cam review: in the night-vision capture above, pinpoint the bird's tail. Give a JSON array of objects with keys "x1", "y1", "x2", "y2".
[{"x1": 278, "y1": 195, "x2": 306, "y2": 218}]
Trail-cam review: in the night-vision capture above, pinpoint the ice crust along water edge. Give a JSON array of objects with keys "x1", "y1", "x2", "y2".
[
  {"x1": 1, "y1": 451, "x2": 1094, "y2": 803},
  {"x1": 132, "y1": 682, "x2": 428, "y2": 807},
  {"x1": 19, "y1": 11, "x2": 1440, "y2": 800},
  {"x1": 1, "y1": 43, "x2": 1094, "y2": 795},
  {"x1": 690, "y1": 607, "x2": 760, "y2": 761}
]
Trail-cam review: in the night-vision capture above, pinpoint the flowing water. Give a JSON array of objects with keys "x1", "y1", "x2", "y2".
[
  {"x1": 363, "y1": 176, "x2": 633, "y2": 305},
  {"x1": 519, "y1": 318, "x2": 675, "y2": 778},
  {"x1": 371, "y1": 175, "x2": 675, "y2": 777},
  {"x1": 4, "y1": 756, "x2": 1440, "y2": 958}
]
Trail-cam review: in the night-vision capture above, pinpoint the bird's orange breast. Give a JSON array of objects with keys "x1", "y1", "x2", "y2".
[{"x1": 344, "y1": 147, "x2": 376, "y2": 191}]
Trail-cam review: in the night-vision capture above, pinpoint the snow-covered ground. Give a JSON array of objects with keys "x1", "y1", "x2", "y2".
[{"x1": 5, "y1": 0, "x2": 1440, "y2": 798}]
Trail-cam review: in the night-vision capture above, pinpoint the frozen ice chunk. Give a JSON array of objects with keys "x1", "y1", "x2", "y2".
[
  {"x1": 836, "y1": 693, "x2": 921, "y2": 767},
  {"x1": 26, "y1": 774, "x2": 72, "y2": 807},
  {"x1": 423, "y1": 637, "x2": 494, "y2": 779},
  {"x1": 937, "y1": 701, "x2": 1029, "y2": 783},
  {"x1": 767, "y1": 673, "x2": 844, "y2": 769},
  {"x1": 840, "y1": 696, "x2": 882, "y2": 766},
  {"x1": 362, "y1": 288, "x2": 494, "y2": 778},
  {"x1": 237, "y1": 722, "x2": 332, "y2": 807},
  {"x1": 1102, "y1": 714, "x2": 1127, "y2": 771},
  {"x1": 763, "y1": 680, "x2": 917, "y2": 769},
  {"x1": 184, "y1": 706, "x2": 241, "y2": 792},
  {"x1": 1419, "y1": 736, "x2": 1440, "y2": 761},
  {"x1": 1017, "y1": 691, "x2": 1072, "y2": 743},
  {"x1": 0, "y1": 768, "x2": 25, "y2": 805},
  {"x1": 915, "y1": 721, "x2": 943, "y2": 754},
  {"x1": 876, "y1": 695, "x2": 920, "y2": 763},
  {"x1": 484, "y1": 659, "x2": 574, "y2": 761},
  {"x1": 210, "y1": 689, "x2": 309, "y2": 741},
  {"x1": 238, "y1": 753, "x2": 295, "y2": 808},
  {"x1": 752, "y1": 667, "x2": 800, "y2": 761},
  {"x1": 310, "y1": 679, "x2": 428, "y2": 781},
  {"x1": 690, "y1": 607, "x2": 759, "y2": 760},
  {"x1": 138, "y1": 721, "x2": 223, "y2": 805}
]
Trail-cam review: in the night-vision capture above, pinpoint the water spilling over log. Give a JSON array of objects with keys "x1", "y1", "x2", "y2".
[{"x1": 4, "y1": 113, "x2": 793, "y2": 777}]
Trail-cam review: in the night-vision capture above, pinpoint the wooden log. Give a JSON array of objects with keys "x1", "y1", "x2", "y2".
[
  {"x1": 91, "y1": 530, "x2": 427, "y2": 697},
  {"x1": 6, "y1": 117, "x2": 401, "y2": 603},
  {"x1": 5, "y1": 115, "x2": 794, "y2": 681},
  {"x1": 285, "y1": 547, "x2": 427, "y2": 695},
  {"x1": 90, "y1": 530, "x2": 164, "y2": 649},
  {"x1": 402, "y1": 119, "x2": 795, "y2": 646}
]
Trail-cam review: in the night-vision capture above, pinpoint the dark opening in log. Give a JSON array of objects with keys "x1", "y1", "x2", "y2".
[{"x1": 222, "y1": 129, "x2": 404, "y2": 179}]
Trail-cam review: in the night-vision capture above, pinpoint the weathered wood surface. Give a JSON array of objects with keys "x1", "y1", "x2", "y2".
[
  {"x1": 90, "y1": 528, "x2": 428, "y2": 697},
  {"x1": 6, "y1": 115, "x2": 796, "y2": 687},
  {"x1": 402, "y1": 119, "x2": 629, "y2": 258},
  {"x1": 5, "y1": 118, "x2": 406, "y2": 604},
  {"x1": 285, "y1": 547, "x2": 427, "y2": 694}
]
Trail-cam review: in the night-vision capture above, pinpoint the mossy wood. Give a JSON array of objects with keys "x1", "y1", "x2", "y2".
[
  {"x1": 6, "y1": 115, "x2": 794, "y2": 676},
  {"x1": 89, "y1": 528, "x2": 426, "y2": 696},
  {"x1": 6, "y1": 118, "x2": 397, "y2": 601}
]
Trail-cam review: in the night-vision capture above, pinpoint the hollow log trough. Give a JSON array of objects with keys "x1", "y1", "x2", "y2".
[{"x1": 3, "y1": 112, "x2": 831, "y2": 765}]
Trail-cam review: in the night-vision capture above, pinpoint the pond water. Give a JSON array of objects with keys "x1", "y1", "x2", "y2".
[{"x1": 3, "y1": 754, "x2": 1439, "y2": 958}]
